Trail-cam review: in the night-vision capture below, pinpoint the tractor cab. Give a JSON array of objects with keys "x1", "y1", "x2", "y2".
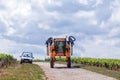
[{"x1": 54, "y1": 38, "x2": 66, "y2": 54}]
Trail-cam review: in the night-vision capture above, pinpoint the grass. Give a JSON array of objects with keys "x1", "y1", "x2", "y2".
[
  {"x1": 82, "y1": 65, "x2": 120, "y2": 80},
  {"x1": 0, "y1": 63, "x2": 46, "y2": 80},
  {"x1": 72, "y1": 64, "x2": 120, "y2": 80}
]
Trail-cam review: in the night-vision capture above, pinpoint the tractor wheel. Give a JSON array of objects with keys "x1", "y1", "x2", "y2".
[
  {"x1": 20, "y1": 61, "x2": 22, "y2": 64},
  {"x1": 30, "y1": 61, "x2": 32, "y2": 64},
  {"x1": 50, "y1": 57, "x2": 54, "y2": 68},
  {"x1": 67, "y1": 57, "x2": 71, "y2": 68}
]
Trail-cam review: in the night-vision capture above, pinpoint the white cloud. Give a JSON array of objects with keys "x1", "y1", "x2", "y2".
[
  {"x1": 0, "y1": 0, "x2": 32, "y2": 17},
  {"x1": 93, "y1": 0, "x2": 103, "y2": 7},
  {"x1": 46, "y1": 11, "x2": 60, "y2": 20},
  {"x1": 0, "y1": 0, "x2": 32, "y2": 29},
  {"x1": 109, "y1": 8, "x2": 120, "y2": 23},
  {"x1": 38, "y1": 23, "x2": 50, "y2": 30},
  {"x1": 12, "y1": 2, "x2": 32, "y2": 17},
  {"x1": 93, "y1": 35, "x2": 120, "y2": 47},
  {"x1": 99, "y1": 21, "x2": 106, "y2": 29},
  {"x1": 109, "y1": 27, "x2": 120, "y2": 37},
  {"x1": 75, "y1": 10, "x2": 95, "y2": 18},
  {"x1": 48, "y1": 0, "x2": 62, "y2": 7},
  {"x1": 0, "y1": 14, "x2": 13, "y2": 27},
  {"x1": 6, "y1": 27, "x2": 16, "y2": 36},
  {"x1": 83, "y1": 41, "x2": 120, "y2": 58},
  {"x1": 77, "y1": 0, "x2": 89, "y2": 5},
  {"x1": 74, "y1": 10, "x2": 98, "y2": 25},
  {"x1": 77, "y1": 0, "x2": 103, "y2": 6},
  {"x1": 89, "y1": 19, "x2": 98, "y2": 25},
  {"x1": 109, "y1": 0, "x2": 120, "y2": 23}
]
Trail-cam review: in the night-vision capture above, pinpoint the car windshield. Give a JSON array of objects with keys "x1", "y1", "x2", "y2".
[{"x1": 22, "y1": 53, "x2": 32, "y2": 57}]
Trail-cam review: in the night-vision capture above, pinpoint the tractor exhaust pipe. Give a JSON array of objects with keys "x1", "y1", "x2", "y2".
[
  {"x1": 71, "y1": 46, "x2": 73, "y2": 56},
  {"x1": 46, "y1": 46, "x2": 49, "y2": 56}
]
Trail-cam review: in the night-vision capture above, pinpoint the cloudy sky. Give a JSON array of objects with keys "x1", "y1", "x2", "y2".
[{"x1": 0, "y1": 0, "x2": 120, "y2": 60}]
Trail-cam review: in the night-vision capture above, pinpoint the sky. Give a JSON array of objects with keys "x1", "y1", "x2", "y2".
[{"x1": 0, "y1": 0, "x2": 120, "y2": 60}]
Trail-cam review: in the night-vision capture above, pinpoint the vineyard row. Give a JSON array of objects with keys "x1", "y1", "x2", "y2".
[{"x1": 45, "y1": 57, "x2": 120, "y2": 71}]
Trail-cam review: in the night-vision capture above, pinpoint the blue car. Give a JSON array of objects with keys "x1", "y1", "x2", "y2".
[{"x1": 20, "y1": 52, "x2": 34, "y2": 64}]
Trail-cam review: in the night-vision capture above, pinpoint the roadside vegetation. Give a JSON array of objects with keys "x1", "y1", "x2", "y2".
[
  {"x1": 45, "y1": 57, "x2": 120, "y2": 79},
  {"x1": 82, "y1": 65, "x2": 120, "y2": 80},
  {"x1": 0, "y1": 63, "x2": 46, "y2": 80},
  {"x1": 71, "y1": 57, "x2": 120, "y2": 71},
  {"x1": 0, "y1": 53, "x2": 16, "y2": 68},
  {"x1": 33, "y1": 59, "x2": 44, "y2": 62},
  {"x1": 0, "y1": 53, "x2": 46, "y2": 80}
]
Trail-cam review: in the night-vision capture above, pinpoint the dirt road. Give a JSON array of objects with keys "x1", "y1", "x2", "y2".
[{"x1": 34, "y1": 62, "x2": 116, "y2": 80}]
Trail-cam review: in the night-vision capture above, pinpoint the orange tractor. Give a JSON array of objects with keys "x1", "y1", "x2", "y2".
[{"x1": 45, "y1": 36, "x2": 76, "y2": 68}]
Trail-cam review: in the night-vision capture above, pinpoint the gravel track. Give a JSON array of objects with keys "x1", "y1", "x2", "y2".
[{"x1": 34, "y1": 62, "x2": 116, "y2": 80}]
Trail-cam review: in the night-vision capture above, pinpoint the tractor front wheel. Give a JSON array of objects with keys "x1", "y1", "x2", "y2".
[
  {"x1": 67, "y1": 57, "x2": 71, "y2": 68},
  {"x1": 50, "y1": 57, "x2": 54, "y2": 68}
]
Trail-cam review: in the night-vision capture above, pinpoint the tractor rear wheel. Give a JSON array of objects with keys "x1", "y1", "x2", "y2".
[
  {"x1": 67, "y1": 57, "x2": 71, "y2": 68},
  {"x1": 50, "y1": 57, "x2": 54, "y2": 68}
]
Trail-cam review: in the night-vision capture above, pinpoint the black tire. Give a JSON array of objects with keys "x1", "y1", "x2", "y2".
[
  {"x1": 20, "y1": 61, "x2": 22, "y2": 64},
  {"x1": 67, "y1": 57, "x2": 71, "y2": 68},
  {"x1": 50, "y1": 57, "x2": 54, "y2": 68},
  {"x1": 30, "y1": 61, "x2": 32, "y2": 64}
]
